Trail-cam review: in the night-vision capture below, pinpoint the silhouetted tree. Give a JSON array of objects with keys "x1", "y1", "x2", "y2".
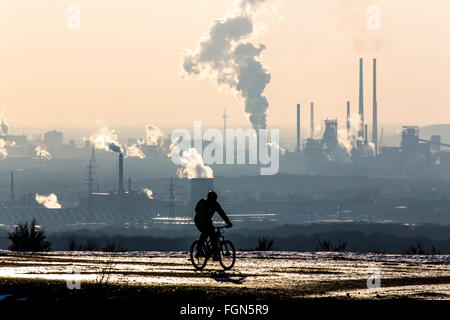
[
  {"x1": 102, "y1": 240, "x2": 127, "y2": 252},
  {"x1": 404, "y1": 242, "x2": 426, "y2": 255},
  {"x1": 316, "y1": 239, "x2": 347, "y2": 252},
  {"x1": 8, "y1": 219, "x2": 51, "y2": 252},
  {"x1": 255, "y1": 236, "x2": 274, "y2": 251},
  {"x1": 68, "y1": 238, "x2": 126, "y2": 252}
]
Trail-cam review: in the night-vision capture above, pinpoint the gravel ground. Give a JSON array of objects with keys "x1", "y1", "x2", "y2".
[{"x1": 0, "y1": 250, "x2": 449, "y2": 314}]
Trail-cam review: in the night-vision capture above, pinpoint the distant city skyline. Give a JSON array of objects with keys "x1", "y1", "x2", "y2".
[{"x1": 1, "y1": 0, "x2": 449, "y2": 128}]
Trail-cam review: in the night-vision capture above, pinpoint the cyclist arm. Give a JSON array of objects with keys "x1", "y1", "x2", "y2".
[
  {"x1": 195, "y1": 199, "x2": 203, "y2": 213},
  {"x1": 215, "y1": 203, "x2": 232, "y2": 226}
]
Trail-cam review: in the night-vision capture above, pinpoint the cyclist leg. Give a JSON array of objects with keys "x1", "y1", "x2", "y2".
[
  {"x1": 206, "y1": 223, "x2": 219, "y2": 260},
  {"x1": 198, "y1": 232, "x2": 207, "y2": 253},
  {"x1": 196, "y1": 218, "x2": 214, "y2": 257}
]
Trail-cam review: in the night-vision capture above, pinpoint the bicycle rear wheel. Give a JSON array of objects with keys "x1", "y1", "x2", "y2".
[
  {"x1": 219, "y1": 240, "x2": 236, "y2": 270},
  {"x1": 190, "y1": 240, "x2": 208, "y2": 271}
]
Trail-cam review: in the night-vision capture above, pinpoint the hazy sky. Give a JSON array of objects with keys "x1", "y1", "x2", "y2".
[{"x1": 1, "y1": 0, "x2": 449, "y2": 130}]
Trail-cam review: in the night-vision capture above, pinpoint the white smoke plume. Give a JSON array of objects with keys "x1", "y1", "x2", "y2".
[
  {"x1": 331, "y1": 0, "x2": 388, "y2": 53},
  {"x1": 167, "y1": 135, "x2": 182, "y2": 158},
  {"x1": 333, "y1": 113, "x2": 375, "y2": 161},
  {"x1": 337, "y1": 113, "x2": 361, "y2": 155},
  {"x1": 267, "y1": 141, "x2": 286, "y2": 156},
  {"x1": 88, "y1": 122, "x2": 123, "y2": 153},
  {"x1": 0, "y1": 139, "x2": 7, "y2": 159},
  {"x1": 35, "y1": 145, "x2": 52, "y2": 160},
  {"x1": 0, "y1": 138, "x2": 17, "y2": 159},
  {"x1": 324, "y1": 114, "x2": 361, "y2": 163},
  {"x1": 176, "y1": 147, "x2": 214, "y2": 179},
  {"x1": 143, "y1": 124, "x2": 164, "y2": 146},
  {"x1": 35, "y1": 193, "x2": 62, "y2": 209},
  {"x1": 142, "y1": 188, "x2": 154, "y2": 199},
  {"x1": 126, "y1": 144, "x2": 146, "y2": 159},
  {"x1": 181, "y1": 0, "x2": 271, "y2": 130},
  {"x1": 0, "y1": 110, "x2": 8, "y2": 135},
  {"x1": 361, "y1": 141, "x2": 376, "y2": 157}
]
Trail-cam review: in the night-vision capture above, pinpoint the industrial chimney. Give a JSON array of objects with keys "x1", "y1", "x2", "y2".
[
  {"x1": 372, "y1": 58, "x2": 378, "y2": 155},
  {"x1": 358, "y1": 58, "x2": 364, "y2": 138},
  {"x1": 310, "y1": 102, "x2": 314, "y2": 139},
  {"x1": 118, "y1": 153, "x2": 124, "y2": 194},
  {"x1": 364, "y1": 124, "x2": 368, "y2": 145},
  {"x1": 346, "y1": 101, "x2": 350, "y2": 137},
  {"x1": 296, "y1": 103, "x2": 301, "y2": 152}
]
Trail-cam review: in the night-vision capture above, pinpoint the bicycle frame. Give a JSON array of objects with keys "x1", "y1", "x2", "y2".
[
  {"x1": 203, "y1": 227, "x2": 226, "y2": 256},
  {"x1": 190, "y1": 225, "x2": 235, "y2": 271}
]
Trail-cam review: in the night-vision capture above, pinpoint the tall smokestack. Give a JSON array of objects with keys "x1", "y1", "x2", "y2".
[
  {"x1": 372, "y1": 58, "x2": 378, "y2": 155},
  {"x1": 358, "y1": 58, "x2": 364, "y2": 138},
  {"x1": 296, "y1": 103, "x2": 300, "y2": 152},
  {"x1": 310, "y1": 102, "x2": 314, "y2": 139},
  {"x1": 346, "y1": 101, "x2": 350, "y2": 137},
  {"x1": 364, "y1": 124, "x2": 368, "y2": 145},
  {"x1": 119, "y1": 153, "x2": 124, "y2": 194}
]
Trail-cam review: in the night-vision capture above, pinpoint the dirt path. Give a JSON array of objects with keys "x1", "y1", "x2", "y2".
[{"x1": 0, "y1": 251, "x2": 449, "y2": 302}]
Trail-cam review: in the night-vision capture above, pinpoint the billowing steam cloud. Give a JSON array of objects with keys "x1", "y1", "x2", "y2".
[
  {"x1": 142, "y1": 188, "x2": 154, "y2": 199},
  {"x1": 126, "y1": 144, "x2": 145, "y2": 159},
  {"x1": 331, "y1": 0, "x2": 388, "y2": 53},
  {"x1": 126, "y1": 124, "x2": 164, "y2": 158},
  {"x1": 167, "y1": 136, "x2": 182, "y2": 158},
  {"x1": 143, "y1": 124, "x2": 164, "y2": 146},
  {"x1": 175, "y1": 147, "x2": 214, "y2": 179},
  {"x1": 0, "y1": 111, "x2": 13, "y2": 158},
  {"x1": 337, "y1": 113, "x2": 360, "y2": 155},
  {"x1": 332, "y1": 113, "x2": 375, "y2": 162},
  {"x1": 35, "y1": 193, "x2": 62, "y2": 209},
  {"x1": 89, "y1": 122, "x2": 123, "y2": 153},
  {"x1": 0, "y1": 110, "x2": 8, "y2": 135},
  {"x1": 267, "y1": 141, "x2": 286, "y2": 156},
  {"x1": 35, "y1": 145, "x2": 52, "y2": 160},
  {"x1": 0, "y1": 138, "x2": 16, "y2": 159},
  {"x1": 181, "y1": 0, "x2": 271, "y2": 130},
  {"x1": 168, "y1": 135, "x2": 214, "y2": 179},
  {"x1": 108, "y1": 142, "x2": 122, "y2": 153},
  {"x1": 0, "y1": 139, "x2": 7, "y2": 159}
]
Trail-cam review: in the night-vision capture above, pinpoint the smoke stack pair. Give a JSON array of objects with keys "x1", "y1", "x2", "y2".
[
  {"x1": 358, "y1": 58, "x2": 378, "y2": 151},
  {"x1": 372, "y1": 58, "x2": 378, "y2": 154}
]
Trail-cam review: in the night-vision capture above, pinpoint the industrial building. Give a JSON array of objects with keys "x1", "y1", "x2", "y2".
[
  {"x1": 44, "y1": 130, "x2": 63, "y2": 150},
  {"x1": 290, "y1": 58, "x2": 450, "y2": 169}
]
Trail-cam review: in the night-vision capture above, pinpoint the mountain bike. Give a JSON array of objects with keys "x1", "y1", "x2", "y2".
[{"x1": 190, "y1": 226, "x2": 236, "y2": 271}]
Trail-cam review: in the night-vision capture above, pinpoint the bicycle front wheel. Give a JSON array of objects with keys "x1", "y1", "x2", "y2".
[
  {"x1": 190, "y1": 240, "x2": 208, "y2": 271},
  {"x1": 219, "y1": 240, "x2": 236, "y2": 270}
]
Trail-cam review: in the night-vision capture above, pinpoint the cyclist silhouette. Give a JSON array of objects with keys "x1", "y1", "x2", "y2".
[{"x1": 194, "y1": 191, "x2": 232, "y2": 260}]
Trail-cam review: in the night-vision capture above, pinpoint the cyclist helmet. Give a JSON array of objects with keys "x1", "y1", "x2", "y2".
[{"x1": 207, "y1": 190, "x2": 218, "y2": 201}]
